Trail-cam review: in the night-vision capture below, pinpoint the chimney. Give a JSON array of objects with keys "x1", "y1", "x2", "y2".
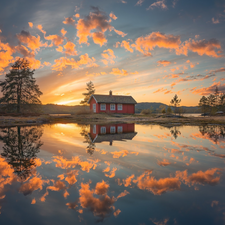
[{"x1": 109, "y1": 90, "x2": 112, "y2": 95}]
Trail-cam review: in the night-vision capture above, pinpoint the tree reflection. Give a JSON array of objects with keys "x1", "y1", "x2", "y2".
[
  {"x1": 0, "y1": 126, "x2": 43, "y2": 180},
  {"x1": 80, "y1": 125, "x2": 95, "y2": 155},
  {"x1": 199, "y1": 125, "x2": 225, "y2": 144},
  {"x1": 170, "y1": 126, "x2": 181, "y2": 139}
]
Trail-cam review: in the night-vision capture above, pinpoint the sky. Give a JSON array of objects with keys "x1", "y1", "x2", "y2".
[{"x1": 0, "y1": 0, "x2": 225, "y2": 106}]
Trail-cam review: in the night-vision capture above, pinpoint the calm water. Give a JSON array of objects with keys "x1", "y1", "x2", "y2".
[{"x1": 0, "y1": 123, "x2": 225, "y2": 225}]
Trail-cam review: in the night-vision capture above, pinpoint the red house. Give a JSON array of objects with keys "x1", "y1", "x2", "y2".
[
  {"x1": 88, "y1": 91, "x2": 137, "y2": 114},
  {"x1": 88, "y1": 123, "x2": 137, "y2": 145}
]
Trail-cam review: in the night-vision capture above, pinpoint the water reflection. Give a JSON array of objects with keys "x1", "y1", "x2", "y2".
[
  {"x1": 0, "y1": 123, "x2": 225, "y2": 225},
  {"x1": 80, "y1": 125, "x2": 96, "y2": 155},
  {"x1": 0, "y1": 126, "x2": 43, "y2": 180},
  {"x1": 199, "y1": 125, "x2": 225, "y2": 144},
  {"x1": 170, "y1": 126, "x2": 181, "y2": 139},
  {"x1": 88, "y1": 123, "x2": 137, "y2": 146}
]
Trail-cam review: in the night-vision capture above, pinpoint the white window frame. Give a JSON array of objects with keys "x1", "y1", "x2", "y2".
[
  {"x1": 110, "y1": 104, "x2": 115, "y2": 111},
  {"x1": 100, "y1": 126, "x2": 106, "y2": 134},
  {"x1": 93, "y1": 125, "x2": 96, "y2": 134},
  {"x1": 110, "y1": 126, "x2": 116, "y2": 133},
  {"x1": 100, "y1": 103, "x2": 106, "y2": 111},
  {"x1": 93, "y1": 104, "x2": 96, "y2": 113},
  {"x1": 117, "y1": 126, "x2": 123, "y2": 133},
  {"x1": 118, "y1": 104, "x2": 123, "y2": 111}
]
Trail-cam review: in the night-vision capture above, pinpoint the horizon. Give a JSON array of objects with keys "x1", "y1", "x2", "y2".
[{"x1": 0, "y1": 0, "x2": 225, "y2": 107}]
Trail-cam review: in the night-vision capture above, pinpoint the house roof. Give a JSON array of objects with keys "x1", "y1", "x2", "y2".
[
  {"x1": 88, "y1": 132, "x2": 137, "y2": 143},
  {"x1": 88, "y1": 94, "x2": 137, "y2": 104}
]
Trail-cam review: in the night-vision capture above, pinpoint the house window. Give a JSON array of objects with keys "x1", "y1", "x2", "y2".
[
  {"x1": 118, "y1": 104, "x2": 123, "y2": 110},
  {"x1": 93, "y1": 125, "x2": 96, "y2": 134},
  {"x1": 100, "y1": 126, "x2": 106, "y2": 134},
  {"x1": 118, "y1": 126, "x2": 123, "y2": 133},
  {"x1": 100, "y1": 104, "x2": 106, "y2": 110},
  {"x1": 110, "y1": 104, "x2": 115, "y2": 110},
  {"x1": 110, "y1": 126, "x2": 116, "y2": 133},
  {"x1": 93, "y1": 104, "x2": 96, "y2": 113}
]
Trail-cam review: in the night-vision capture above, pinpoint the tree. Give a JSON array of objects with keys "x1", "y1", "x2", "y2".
[
  {"x1": 199, "y1": 96, "x2": 208, "y2": 116},
  {"x1": 162, "y1": 108, "x2": 166, "y2": 114},
  {"x1": 0, "y1": 58, "x2": 43, "y2": 113},
  {"x1": 207, "y1": 94, "x2": 216, "y2": 115},
  {"x1": 166, "y1": 106, "x2": 173, "y2": 114},
  {"x1": 170, "y1": 94, "x2": 181, "y2": 115},
  {"x1": 0, "y1": 126, "x2": 43, "y2": 180},
  {"x1": 80, "y1": 81, "x2": 95, "y2": 105}
]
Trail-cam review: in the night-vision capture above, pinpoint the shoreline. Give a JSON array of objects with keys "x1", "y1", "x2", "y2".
[{"x1": 0, "y1": 114, "x2": 225, "y2": 127}]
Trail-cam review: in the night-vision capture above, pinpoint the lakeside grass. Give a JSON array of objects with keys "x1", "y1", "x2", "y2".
[{"x1": 0, "y1": 113, "x2": 225, "y2": 126}]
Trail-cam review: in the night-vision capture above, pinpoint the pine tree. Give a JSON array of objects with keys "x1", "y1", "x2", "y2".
[
  {"x1": 199, "y1": 96, "x2": 208, "y2": 116},
  {"x1": 80, "y1": 81, "x2": 95, "y2": 105},
  {"x1": 170, "y1": 94, "x2": 181, "y2": 115},
  {"x1": 0, "y1": 58, "x2": 42, "y2": 113}
]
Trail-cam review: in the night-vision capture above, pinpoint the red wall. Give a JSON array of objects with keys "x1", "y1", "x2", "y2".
[{"x1": 89, "y1": 97, "x2": 135, "y2": 114}]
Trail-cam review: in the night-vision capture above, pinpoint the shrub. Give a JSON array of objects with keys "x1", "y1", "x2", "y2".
[{"x1": 141, "y1": 109, "x2": 152, "y2": 115}]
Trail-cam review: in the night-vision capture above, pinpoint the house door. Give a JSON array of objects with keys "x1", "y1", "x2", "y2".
[{"x1": 93, "y1": 104, "x2": 96, "y2": 113}]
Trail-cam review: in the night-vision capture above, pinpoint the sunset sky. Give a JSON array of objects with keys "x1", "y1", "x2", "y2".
[{"x1": 0, "y1": 0, "x2": 225, "y2": 106}]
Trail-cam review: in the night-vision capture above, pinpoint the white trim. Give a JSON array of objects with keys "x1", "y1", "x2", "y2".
[
  {"x1": 93, "y1": 134, "x2": 98, "y2": 143},
  {"x1": 93, "y1": 125, "x2": 96, "y2": 134},
  {"x1": 100, "y1": 126, "x2": 106, "y2": 134},
  {"x1": 118, "y1": 104, "x2": 123, "y2": 110},
  {"x1": 87, "y1": 95, "x2": 98, "y2": 104},
  {"x1": 110, "y1": 104, "x2": 115, "y2": 110},
  {"x1": 118, "y1": 126, "x2": 123, "y2": 133},
  {"x1": 110, "y1": 126, "x2": 116, "y2": 133},
  {"x1": 93, "y1": 103, "x2": 96, "y2": 113},
  {"x1": 100, "y1": 103, "x2": 106, "y2": 111}
]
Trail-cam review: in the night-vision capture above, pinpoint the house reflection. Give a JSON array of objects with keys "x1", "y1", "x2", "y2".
[
  {"x1": 88, "y1": 123, "x2": 137, "y2": 146},
  {"x1": 0, "y1": 126, "x2": 43, "y2": 180}
]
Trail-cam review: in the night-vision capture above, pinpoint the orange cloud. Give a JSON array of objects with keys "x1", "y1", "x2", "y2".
[
  {"x1": 95, "y1": 180, "x2": 109, "y2": 195},
  {"x1": 52, "y1": 155, "x2": 99, "y2": 172},
  {"x1": 0, "y1": 157, "x2": 17, "y2": 198},
  {"x1": 111, "y1": 150, "x2": 129, "y2": 158},
  {"x1": 0, "y1": 40, "x2": 15, "y2": 71},
  {"x1": 105, "y1": 167, "x2": 117, "y2": 178},
  {"x1": 16, "y1": 30, "x2": 45, "y2": 51},
  {"x1": 28, "y1": 22, "x2": 33, "y2": 28},
  {"x1": 132, "y1": 31, "x2": 181, "y2": 55},
  {"x1": 110, "y1": 68, "x2": 128, "y2": 76},
  {"x1": 191, "y1": 81, "x2": 225, "y2": 95},
  {"x1": 101, "y1": 49, "x2": 116, "y2": 65},
  {"x1": 147, "y1": 0, "x2": 167, "y2": 10},
  {"x1": 52, "y1": 54, "x2": 97, "y2": 71},
  {"x1": 120, "y1": 40, "x2": 133, "y2": 52},
  {"x1": 19, "y1": 176, "x2": 48, "y2": 195},
  {"x1": 92, "y1": 32, "x2": 107, "y2": 46},
  {"x1": 184, "y1": 39, "x2": 223, "y2": 58},
  {"x1": 176, "y1": 168, "x2": 221, "y2": 186},
  {"x1": 133, "y1": 171, "x2": 181, "y2": 195},
  {"x1": 109, "y1": 12, "x2": 117, "y2": 20},
  {"x1": 114, "y1": 29, "x2": 127, "y2": 37},
  {"x1": 64, "y1": 170, "x2": 79, "y2": 185},
  {"x1": 117, "y1": 190, "x2": 130, "y2": 199},
  {"x1": 63, "y1": 17, "x2": 75, "y2": 25},
  {"x1": 76, "y1": 8, "x2": 112, "y2": 46},
  {"x1": 122, "y1": 174, "x2": 135, "y2": 187},
  {"x1": 79, "y1": 182, "x2": 117, "y2": 219},
  {"x1": 157, "y1": 60, "x2": 171, "y2": 66},
  {"x1": 157, "y1": 159, "x2": 171, "y2": 166},
  {"x1": 63, "y1": 41, "x2": 77, "y2": 56}
]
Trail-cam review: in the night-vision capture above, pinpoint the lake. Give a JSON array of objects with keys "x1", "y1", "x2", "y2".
[{"x1": 0, "y1": 123, "x2": 225, "y2": 225}]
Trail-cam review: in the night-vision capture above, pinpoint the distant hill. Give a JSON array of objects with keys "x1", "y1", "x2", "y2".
[
  {"x1": 42, "y1": 104, "x2": 87, "y2": 114},
  {"x1": 135, "y1": 102, "x2": 200, "y2": 113}
]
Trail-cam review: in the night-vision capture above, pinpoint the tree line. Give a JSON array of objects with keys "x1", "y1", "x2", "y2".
[{"x1": 199, "y1": 87, "x2": 225, "y2": 115}]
